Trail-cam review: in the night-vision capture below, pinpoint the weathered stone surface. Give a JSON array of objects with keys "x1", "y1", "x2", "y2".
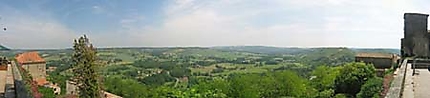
[
  {"x1": 0, "y1": 70, "x2": 6, "y2": 97},
  {"x1": 403, "y1": 13, "x2": 429, "y2": 58},
  {"x1": 412, "y1": 69, "x2": 430, "y2": 98},
  {"x1": 402, "y1": 63, "x2": 413, "y2": 98},
  {"x1": 386, "y1": 59, "x2": 408, "y2": 98},
  {"x1": 5, "y1": 64, "x2": 15, "y2": 98},
  {"x1": 355, "y1": 52, "x2": 397, "y2": 69}
]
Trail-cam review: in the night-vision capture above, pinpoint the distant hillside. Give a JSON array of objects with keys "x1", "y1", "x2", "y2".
[
  {"x1": 211, "y1": 46, "x2": 311, "y2": 54},
  {"x1": 351, "y1": 48, "x2": 400, "y2": 55},
  {"x1": 0, "y1": 45, "x2": 10, "y2": 50},
  {"x1": 212, "y1": 46, "x2": 400, "y2": 55}
]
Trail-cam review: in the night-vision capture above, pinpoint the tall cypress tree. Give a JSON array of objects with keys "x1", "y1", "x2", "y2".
[{"x1": 72, "y1": 35, "x2": 103, "y2": 98}]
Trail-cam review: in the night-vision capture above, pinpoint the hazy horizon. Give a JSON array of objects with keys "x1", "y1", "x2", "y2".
[
  {"x1": 5, "y1": 45, "x2": 401, "y2": 50},
  {"x1": 0, "y1": 0, "x2": 429, "y2": 49}
]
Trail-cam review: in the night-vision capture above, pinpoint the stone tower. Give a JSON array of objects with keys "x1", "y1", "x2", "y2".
[{"x1": 403, "y1": 13, "x2": 429, "y2": 58}]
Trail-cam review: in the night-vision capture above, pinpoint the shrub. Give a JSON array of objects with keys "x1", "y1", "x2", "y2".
[
  {"x1": 334, "y1": 93, "x2": 348, "y2": 98},
  {"x1": 334, "y1": 62, "x2": 376, "y2": 96},
  {"x1": 356, "y1": 77, "x2": 383, "y2": 98}
]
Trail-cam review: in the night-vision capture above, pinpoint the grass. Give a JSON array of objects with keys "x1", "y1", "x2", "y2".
[
  {"x1": 44, "y1": 55, "x2": 62, "y2": 61},
  {"x1": 213, "y1": 68, "x2": 268, "y2": 75},
  {"x1": 115, "y1": 52, "x2": 136, "y2": 62},
  {"x1": 190, "y1": 63, "x2": 293, "y2": 76},
  {"x1": 190, "y1": 65, "x2": 217, "y2": 73},
  {"x1": 179, "y1": 49, "x2": 258, "y2": 60}
]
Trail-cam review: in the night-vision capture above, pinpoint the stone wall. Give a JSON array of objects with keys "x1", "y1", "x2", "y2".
[
  {"x1": 355, "y1": 57, "x2": 394, "y2": 69},
  {"x1": 66, "y1": 80, "x2": 78, "y2": 95},
  {"x1": 385, "y1": 59, "x2": 409, "y2": 98},
  {"x1": 401, "y1": 38, "x2": 410, "y2": 57},
  {"x1": 22, "y1": 63, "x2": 46, "y2": 80}
]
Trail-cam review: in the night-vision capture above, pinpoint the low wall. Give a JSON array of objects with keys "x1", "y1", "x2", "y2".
[
  {"x1": 385, "y1": 59, "x2": 409, "y2": 98},
  {"x1": 356, "y1": 57, "x2": 394, "y2": 69}
]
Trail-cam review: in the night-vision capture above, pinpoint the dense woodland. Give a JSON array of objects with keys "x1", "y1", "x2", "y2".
[{"x1": 2, "y1": 46, "x2": 398, "y2": 98}]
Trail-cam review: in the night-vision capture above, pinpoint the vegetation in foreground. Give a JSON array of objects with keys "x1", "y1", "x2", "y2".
[{"x1": 71, "y1": 35, "x2": 103, "y2": 97}]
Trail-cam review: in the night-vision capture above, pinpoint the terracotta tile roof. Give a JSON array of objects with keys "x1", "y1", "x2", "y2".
[
  {"x1": 16, "y1": 51, "x2": 46, "y2": 64},
  {"x1": 35, "y1": 77, "x2": 49, "y2": 86},
  {"x1": 103, "y1": 91, "x2": 123, "y2": 98},
  {"x1": 355, "y1": 52, "x2": 393, "y2": 58}
]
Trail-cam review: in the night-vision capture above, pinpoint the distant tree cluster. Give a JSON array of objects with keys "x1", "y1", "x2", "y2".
[
  {"x1": 311, "y1": 62, "x2": 383, "y2": 98},
  {"x1": 103, "y1": 62, "x2": 382, "y2": 98},
  {"x1": 139, "y1": 71, "x2": 175, "y2": 86},
  {"x1": 42, "y1": 39, "x2": 388, "y2": 98}
]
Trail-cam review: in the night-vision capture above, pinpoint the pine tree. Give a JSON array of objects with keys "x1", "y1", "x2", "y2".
[{"x1": 72, "y1": 35, "x2": 103, "y2": 98}]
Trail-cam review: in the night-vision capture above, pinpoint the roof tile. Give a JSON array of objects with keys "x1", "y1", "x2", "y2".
[{"x1": 16, "y1": 51, "x2": 46, "y2": 64}]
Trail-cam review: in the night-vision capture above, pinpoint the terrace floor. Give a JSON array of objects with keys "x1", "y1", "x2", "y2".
[{"x1": 413, "y1": 69, "x2": 430, "y2": 98}]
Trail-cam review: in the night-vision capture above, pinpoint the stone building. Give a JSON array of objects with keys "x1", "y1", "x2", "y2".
[
  {"x1": 355, "y1": 52, "x2": 399, "y2": 69},
  {"x1": 16, "y1": 51, "x2": 48, "y2": 85},
  {"x1": 66, "y1": 80, "x2": 79, "y2": 95},
  {"x1": 401, "y1": 13, "x2": 430, "y2": 58},
  {"x1": 355, "y1": 52, "x2": 400, "y2": 76},
  {"x1": 66, "y1": 80, "x2": 122, "y2": 98}
]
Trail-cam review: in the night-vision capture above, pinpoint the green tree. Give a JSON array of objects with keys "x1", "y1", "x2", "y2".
[
  {"x1": 39, "y1": 86, "x2": 56, "y2": 98},
  {"x1": 334, "y1": 93, "x2": 349, "y2": 98},
  {"x1": 356, "y1": 77, "x2": 383, "y2": 98},
  {"x1": 72, "y1": 35, "x2": 103, "y2": 98},
  {"x1": 257, "y1": 74, "x2": 280, "y2": 97},
  {"x1": 310, "y1": 66, "x2": 341, "y2": 98},
  {"x1": 334, "y1": 62, "x2": 376, "y2": 96},
  {"x1": 192, "y1": 77, "x2": 230, "y2": 96},
  {"x1": 150, "y1": 86, "x2": 179, "y2": 97},
  {"x1": 227, "y1": 71, "x2": 316, "y2": 98},
  {"x1": 104, "y1": 76, "x2": 150, "y2": 98},
  {"x1": 139, "y1": 71, "x2": 175, "y2": 85},
  {"x1": 272, "y1": 71, "x2": 316, "y2": 97},
  {"x1": 311, "y1": 66, "x2": 340, "y2": 90},
  {"x1": 170, "y1": 67, "x2": 191, "y2": 78},
  {"x1": 229, "y1": 74, "x2": 261, "y2": 98}
]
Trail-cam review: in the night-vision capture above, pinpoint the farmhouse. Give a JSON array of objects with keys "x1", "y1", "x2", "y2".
[
  {"x1": 16, "y1": 51, "x2": 48, "y2": 85},
  {"x1": 355, "y1": 52, "x2": 399, "y2": 69}
]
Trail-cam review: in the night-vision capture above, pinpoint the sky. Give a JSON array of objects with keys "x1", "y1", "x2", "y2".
[{"x1": 0, "y1": 0, "x2": 429, "y2": 49}]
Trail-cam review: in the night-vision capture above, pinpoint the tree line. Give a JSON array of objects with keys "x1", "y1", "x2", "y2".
[
  {"x1": 46, "y1": 35, "x2": 383, "y2": 98},
  {"x1": 104, "y1": 62, "x2": 382, "y2": 98}
]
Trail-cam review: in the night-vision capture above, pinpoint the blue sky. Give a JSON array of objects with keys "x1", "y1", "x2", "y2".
[{"x1": 0, "y1": 0, "x2": 428, "y2": 49}]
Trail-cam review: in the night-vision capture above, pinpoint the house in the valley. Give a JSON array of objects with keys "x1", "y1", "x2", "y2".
[{"x1": 16, "y1": 51, "x2": 48, "y2": 85}]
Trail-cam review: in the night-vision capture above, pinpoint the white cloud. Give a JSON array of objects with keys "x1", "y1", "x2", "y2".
[
  {"x1": 128, "y1": 0, "x2": 430, "y2": 48},
  {"x1": 3, "y1": 0, "x2": 430, "y2": 48},
  {"x1": 129, "y1": 0, "x2": 335, "y2": 47},
  {"x1": 92, "y1": 5, "x2": 105, "y2": 14},
  {"x1": 0, "y1": 6, "x2": 77, "y2": 49}
]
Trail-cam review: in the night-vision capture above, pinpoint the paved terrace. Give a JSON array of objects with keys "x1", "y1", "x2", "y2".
[
  {"x1": 0, "y1": 64, "x2": 15, "y2": 98},
  {"x1": 0, "y1": 69, "x2": 5, "y2": 98},
  {"x1": 386, "y1": 58, "x2": 430, "y2": 98},
  {"x1": 5, "y1": 64, "x2": 15, "y2": 98},
  {"x1": 413, "y1": 68, "x2": 430, "y2": 98}
]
